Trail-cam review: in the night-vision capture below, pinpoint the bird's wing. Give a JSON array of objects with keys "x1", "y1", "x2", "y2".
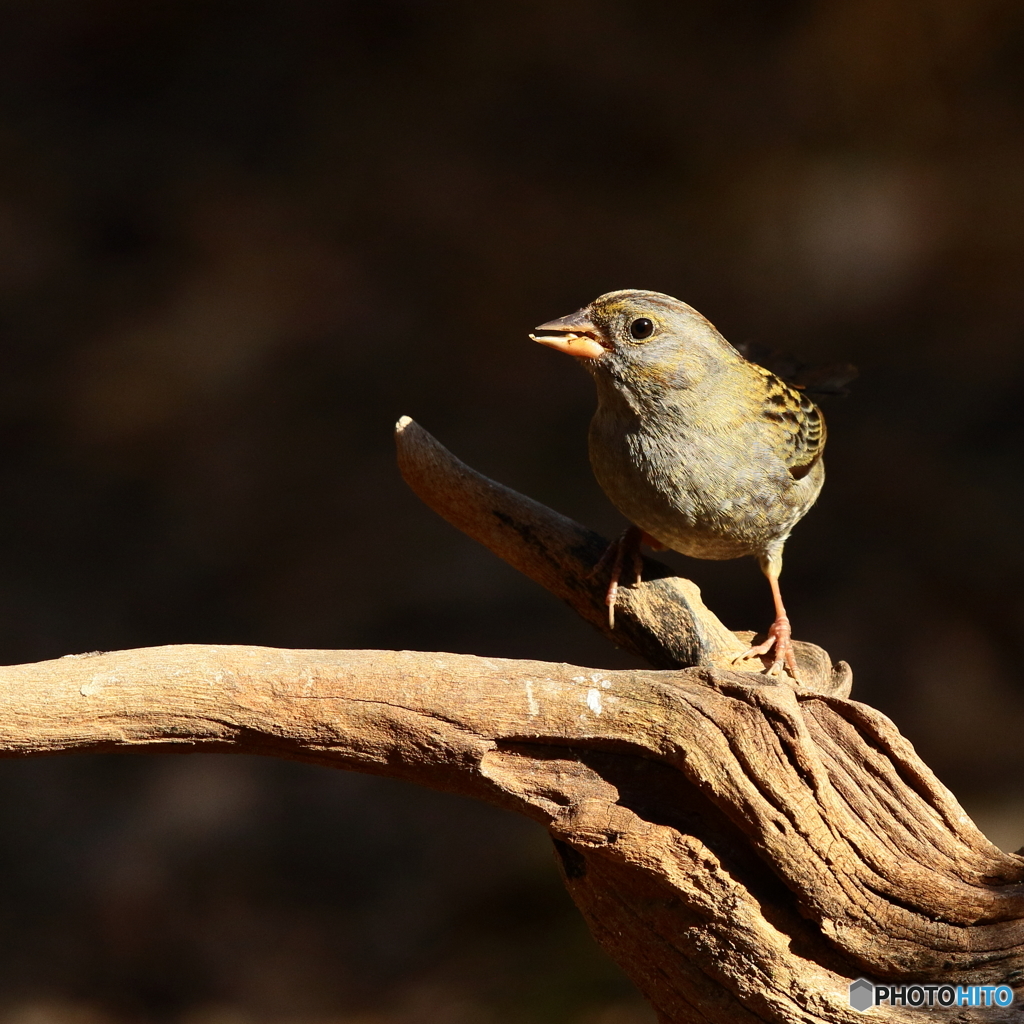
[{"x1": 750, "y1": 364, "x2": 827, "y2": 480}]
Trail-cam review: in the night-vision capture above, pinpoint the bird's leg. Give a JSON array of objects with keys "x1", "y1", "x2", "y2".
[
  {"x1": 590, "y1": 525, "x2": 656, "y2": 628},
  {"x1": 736, "y1": 572, "x2": 799, "y2": 679}
]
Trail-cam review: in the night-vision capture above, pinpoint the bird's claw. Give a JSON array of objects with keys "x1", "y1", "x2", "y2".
[
  {"x1": 734, "y1": 614, "x2": 800, "y2": 681},
  {"x1": 590, "y1": 526, "x2": 645, "y2": 629}
]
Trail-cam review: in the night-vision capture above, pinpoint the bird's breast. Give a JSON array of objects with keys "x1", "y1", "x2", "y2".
[{"x1": 587, "y1": 405, "x2": 821, "y2": 560}]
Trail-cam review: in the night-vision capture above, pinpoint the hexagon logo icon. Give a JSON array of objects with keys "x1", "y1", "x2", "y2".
[{"x1": 849, "y1": 978, "x2": 874, "y2": 1012}]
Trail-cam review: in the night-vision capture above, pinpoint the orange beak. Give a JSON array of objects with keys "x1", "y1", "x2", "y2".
[{"x1": 529, "y1": 310, "x2": 606, "y2": 360}]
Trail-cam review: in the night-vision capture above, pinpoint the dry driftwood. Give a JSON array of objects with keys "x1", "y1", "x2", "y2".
[{"x1": 0, "y1": 418, "x2": 1020, "y2": 1023}]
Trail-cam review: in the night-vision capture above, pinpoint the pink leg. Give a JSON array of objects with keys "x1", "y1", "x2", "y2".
[
  {"x1": 736, "y1": 573, "x2": 799, "y2": 679},
  {"x1": 591, "y1": 526, "x2": 650, "y2": 628}
]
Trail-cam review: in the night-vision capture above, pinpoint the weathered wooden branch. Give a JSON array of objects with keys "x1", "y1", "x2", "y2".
[{"x1": 0, "y1": 419, "x2": 1020, "y2": 1022}]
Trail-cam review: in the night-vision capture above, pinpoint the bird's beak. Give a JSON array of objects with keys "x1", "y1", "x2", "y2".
[{"x1": 529, "y1": 309, "x2": 606, "y2": 360}]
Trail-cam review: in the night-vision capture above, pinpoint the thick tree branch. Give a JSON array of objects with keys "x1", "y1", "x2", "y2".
[
  {"x1": 1, "y1": 645, "x2": 1021, "y2": 1023},
  {"x1": 0, "y1": 418, "x2": 1019, "y2": 1023}
]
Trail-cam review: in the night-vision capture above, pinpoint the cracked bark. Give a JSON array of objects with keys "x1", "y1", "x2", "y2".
[{"x1": 0, "y1": 419, "x2": 1020, "y2": 1023}]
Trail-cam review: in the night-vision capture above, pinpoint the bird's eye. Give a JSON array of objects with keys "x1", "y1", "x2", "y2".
[{"x1": 629, "y1": 317, "x2": 654, "y2": 340}]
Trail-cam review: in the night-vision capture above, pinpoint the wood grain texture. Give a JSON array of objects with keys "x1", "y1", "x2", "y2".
[
  {"x1": 0, "y1": 419, "x2": 1018, "y2": 1022},
  {"x1": 0, "y1": 646, "x2": 1020, "y2": 1021}
]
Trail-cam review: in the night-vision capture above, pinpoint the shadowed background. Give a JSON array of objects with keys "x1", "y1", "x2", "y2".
[{"x1": 0, "y1": 1, "x2": 1022, "y2": 1021}]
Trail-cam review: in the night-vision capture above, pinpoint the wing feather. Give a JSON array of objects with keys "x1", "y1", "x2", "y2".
[{"x1": 749, "y1": 364, "x2": 826, "y2": 479}]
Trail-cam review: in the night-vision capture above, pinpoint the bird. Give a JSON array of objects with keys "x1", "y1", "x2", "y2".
[{"x1": 529, "y1": 289, "x2": 826, "y2": 678}]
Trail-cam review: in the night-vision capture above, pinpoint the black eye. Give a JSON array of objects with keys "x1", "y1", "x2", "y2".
[{"x1": 629, "y1": 317, "x2": 654, "y2": 340}]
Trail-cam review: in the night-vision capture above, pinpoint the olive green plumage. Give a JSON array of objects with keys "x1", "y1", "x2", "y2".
[{"x1": 576, "y1": 289, "x2": 825, "y2": 581}]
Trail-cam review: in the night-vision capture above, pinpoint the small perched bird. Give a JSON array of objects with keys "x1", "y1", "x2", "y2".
[{"x1": 530, "y1": 289, "x2": 826, "y2": 677}]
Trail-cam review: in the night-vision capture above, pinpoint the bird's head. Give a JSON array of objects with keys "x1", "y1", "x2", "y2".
[{"x1": 530, "y1": 289, "x2": 739, "y2": 397}]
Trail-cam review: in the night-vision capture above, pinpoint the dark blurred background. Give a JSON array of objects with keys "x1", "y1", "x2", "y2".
[{"x1": 0, "y1": 0, "x2": 1022, "y2": 1021}]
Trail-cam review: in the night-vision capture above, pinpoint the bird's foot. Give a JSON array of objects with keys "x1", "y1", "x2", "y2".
[
  {"x1": 590, "y1": 525, "x2": 647, "y2": 629},
  {"x1": 735, "y1": 614, "x2": 799, "y2": 681}
]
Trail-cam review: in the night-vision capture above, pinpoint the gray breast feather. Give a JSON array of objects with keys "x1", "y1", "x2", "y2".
[{"x1": 588, "y1": 411, "x2": 824, "y2": 561}]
